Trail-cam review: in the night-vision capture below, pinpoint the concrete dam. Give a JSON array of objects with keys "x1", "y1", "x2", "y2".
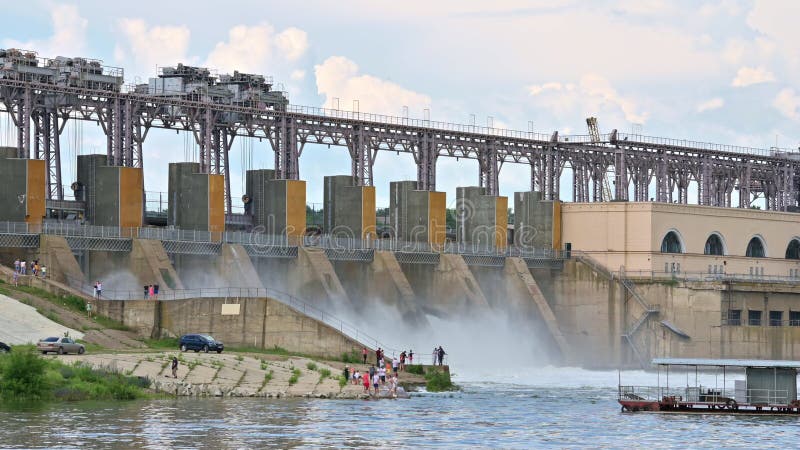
[{"x1": 2, "y1": 48, "x2": 800, "y2": 369}]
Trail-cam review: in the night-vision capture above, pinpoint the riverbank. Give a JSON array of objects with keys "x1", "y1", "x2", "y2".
[{"x1": 52, "y1": 351, "x2": 428, "y2": 399}]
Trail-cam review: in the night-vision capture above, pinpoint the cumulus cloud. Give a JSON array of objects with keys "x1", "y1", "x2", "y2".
[
  {"x1": 205, "y1": 23, "x2": 308, "y2": 74},
  {"x1": 731, "y1": 66, "x2": 775, "y2": 87},
  {"x1": 696, "y1": 97, "x2": 724, "y2": 113},
  {"x1": 114, "y1": 19, "x2": 191, "y2": 77},
  {"x1": 773, "y1": 88, "x2": 800, "y2": 121},
  {"x1": 290, "y1": 69, "x2": 306, "y2": 81},
  {"x1": 315, "y1": 56, "x2": 431, "y2": 115},
  {"x1": 3, "y1": 4, "x2": 88, "y2": 57},
  {"x1": 527, "y1": 74, "x2": 648, "y2": 124}
]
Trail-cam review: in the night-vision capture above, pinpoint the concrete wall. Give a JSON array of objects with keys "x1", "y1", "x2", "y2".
[
  {"x1": 38, "y1": 235, "x2": 84, "y2": 286},
  {"x1": 0, "y1": 154, "x2": 45, "y2": 224},
  {"x1": 399, "y1": 254, "x2": 490, "y2": 318},
  {"x1": 168, "y1": 162, "x2": 224, "y2": 234},
  {"x1": 323, "y1": 175, "x2": 376, "y2": 239},
  {"x1": 93, "y1": 296, "x2": 366, "y2": 359},
  {"x1": 390, "y1": 181, "x2": 446, "y2": 244},
  {"x1": 456, "y1": 186, "x2": 508, "y2": 249},
  {"x1": 246, "y1": 169, "x2": 306, "y2": 238},
  {"x1": 561, "y1": 202, "x2": 800, "y2": 276},
  {"x1": 76, "y1": 155, "x2": 143, "y2": 228},
  {"x1": 515, "y1": 191, "x2": 560, "y2": 249}
]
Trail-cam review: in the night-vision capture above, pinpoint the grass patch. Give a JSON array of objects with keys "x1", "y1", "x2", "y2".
[
  {"x1": 259, "y1": 370, "x2": 274, "y2": 390},
  {"x1": 142, "y1": 338, "x2": 179, "y2": 350},
  {"x1": 338, "y1": 375, "x2": 347, "y2": 389},
  {"x1": 424, "y1": 368, "x2": 456, "y2": 392},
  {"x1": 406, "y1": 364, "x2": 425, "y2": 375},
  {"x1": 318, "y1": 368, "x2": 331, "y2": 383},
  {"x1": 0, "y1": 347, "x2": 150, "y2": 401},
  {"x1": 288, "y1": 368, "x2": 301, "y2": 385},
  {"x1": 340, "y1": 351, "x2": 360, "y2": 364},
  {"x1": 235, "y1": 355, "x2": 244, "y2": 362},
  {"x1": 260, "y1": 360, "x2": 269, "y2": 370},
  {"x1": 306, "y1": 362, "x2": 317, "y2": 371}
]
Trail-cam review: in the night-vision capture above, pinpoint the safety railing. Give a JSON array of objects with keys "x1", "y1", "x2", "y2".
[
  {"x1": 614, "y1": 133, "x2": 799, "y2": 158},
  {"x1": 619, "y1": 269, "x2": 800, "y2": 285},
  {"x1": 0, "y1": 221, "x2": 566, "y2": 259},
  {"x1": 619, "y1": 385, "x2": 792, "y2": 406}
]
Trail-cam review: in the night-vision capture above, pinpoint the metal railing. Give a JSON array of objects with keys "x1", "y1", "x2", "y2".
[
  {"x1": 619, "y1": 385, "x2": 792, "y2": 405},
  {"x1": 619, "y1": 269, "x2": 800, "y2": 285},
  {"x1": 615, "y1": 133, "x2": 799, "y2": 158},
  {"x1": 0, "y1": 221, "x2": 566, "y2": 258}
]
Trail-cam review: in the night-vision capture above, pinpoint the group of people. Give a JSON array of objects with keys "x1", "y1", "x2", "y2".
[
  {"x1": 344, "y1": 361, "x2": 400, "y2": 397},
  {"x1": 12, "y1": 258, "x2": 47, "y2": 285},
  {"x1": 143, "y1": 284, "x2": 160, "y2": 299}
]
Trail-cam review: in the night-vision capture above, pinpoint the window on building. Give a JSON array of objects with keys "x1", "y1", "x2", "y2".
[
  {"x1": 769, "y1": 311, "x2": 783, "y2": 327},
  {"x1": 786, "y1": 239, "x2": 800, "y2": 260},
  {"x1": 704, "y1": 234, "x2": 725, "y2": 255},
  {"x1": 790, "y1": 311, "x2": 800, "y2": 326},
  {"x1": 746, "y1": 237, "x2": 766, "y2": 258},
  {"x1": 727, "y1": 309, "x2": 741, "y2": 326},
  {"x1": 660, "y1": 231, "x2": 683, "y2": 254},
  {"x1": 748, "y1": 310, "x2": 762, "y2": 326}
]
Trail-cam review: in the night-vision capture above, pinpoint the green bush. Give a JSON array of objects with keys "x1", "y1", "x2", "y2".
[
  {"x1": 288, "y1": 368, "x2": 301, "y2": 385},
  {"x1": 306, "y1": 362, "x2": 317, "y2": 371},
  {"x1": 424, "y1": 368, "x2": 456, "y2": 392},
  {"x1": 406, "y1": 364, "x2": 425, "y2": 375},
  {"x1": 0, "y1": 350, "x2": 49, "y2": 399},
  {"x1": 338, "y1": 375, "x2": 347, "y2": 388},
  {"x1": 318, "y1": 368, "x2": 331, "y2": 382}
]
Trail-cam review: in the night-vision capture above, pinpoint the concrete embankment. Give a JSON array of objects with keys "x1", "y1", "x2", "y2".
[{"x1": 55, "y1": 352, "x2": 425, "y2": 399}]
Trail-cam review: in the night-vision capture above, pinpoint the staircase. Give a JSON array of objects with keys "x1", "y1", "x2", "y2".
[{"x1": 618, "y1": 268, "x2": 659, "y2": 368}]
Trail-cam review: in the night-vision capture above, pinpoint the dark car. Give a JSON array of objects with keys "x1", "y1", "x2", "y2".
[
  {"x1": 0, "y1": 342, "x2": 10, "y2": 353},
  {"x1": 179, "y1": 334, "x2": 224, "y2": 353}
]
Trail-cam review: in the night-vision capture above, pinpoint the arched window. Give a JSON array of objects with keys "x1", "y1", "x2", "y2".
[
  {"x1": 704, "y1": 234, "x2": 725, "y2": 256},
  {"x1": 786, "y1": 239, "x2": 800, "y2": 259},
  {"x1": 746, "y1": 236, "x2": 766, "y2": 258},
  {"x1": 661, "y1": 231, "x2": 683, "y2": 254}
]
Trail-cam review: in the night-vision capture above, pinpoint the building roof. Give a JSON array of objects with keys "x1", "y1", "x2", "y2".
[{"x1": 652, "y1": 358, "x2": 800, "y2": 368}]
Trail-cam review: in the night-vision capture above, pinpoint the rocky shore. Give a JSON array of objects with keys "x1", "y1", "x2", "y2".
[{"x1": 53, "y1": 352, "x2": 422, "y2": 399}]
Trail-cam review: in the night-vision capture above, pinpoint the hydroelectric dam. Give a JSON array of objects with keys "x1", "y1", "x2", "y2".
[{"x1": 2, "y1": 48, "x2": 800, "y2": 368}]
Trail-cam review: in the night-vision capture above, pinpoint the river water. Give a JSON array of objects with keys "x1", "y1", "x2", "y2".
[{"x1": 0, "y1": 367, "x2": 796, "y2": 449}]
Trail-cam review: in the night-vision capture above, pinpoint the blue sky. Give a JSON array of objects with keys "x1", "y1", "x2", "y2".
[{"x1": 2, "y1": 0, "x2": 798, "y2": 209}]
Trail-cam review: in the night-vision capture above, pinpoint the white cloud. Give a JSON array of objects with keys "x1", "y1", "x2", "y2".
[
  {"x1": 696, "y1": 97, "x2": 724, "y2": 113},
  {"x1": 204, "y1": 23, "x2": 309, "y2": 76},
  {"x1": 731, "y1": 66, "x2": 775, "y2": 87},
  {"x1": 3, "y1": 4, "x2": 88, "y2": 57},
  {"x1": 274, "y1": 27, "x2": 309, "y2": 62},
  {"x1": 114, "y1": 19, "x2": 191, "y2": 78},
  {"x1": 773, "y1": 88, "x2": 800, "y2": 121},
  {"x1": 314, "y1": 56, "x2": 431, "y2": 115},
  {"x1": 528, "y1": 74, "x2": 648, "y2": 124},
  {"x1": 290, "y1": 69, "x2": 306, "y2": 81}
]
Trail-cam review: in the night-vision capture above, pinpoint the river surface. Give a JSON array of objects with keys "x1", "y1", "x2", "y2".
[{"x1": 0, "y1": 367, "x2": 796, "y2": 449}]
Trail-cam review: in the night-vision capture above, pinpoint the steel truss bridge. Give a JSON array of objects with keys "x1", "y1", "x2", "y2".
[{"x1": 1, "y1": 78, "x2": 798, "y2": 213}]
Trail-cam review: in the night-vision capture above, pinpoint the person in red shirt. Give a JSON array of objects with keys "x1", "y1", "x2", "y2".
[{"x1": 362, "y1": 369, "x2": 370, "y2": 392}]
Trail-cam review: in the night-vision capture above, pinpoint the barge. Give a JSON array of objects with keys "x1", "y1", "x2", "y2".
[{"x1": 619, "y1": 358, "x2": 800, "y2": 414}]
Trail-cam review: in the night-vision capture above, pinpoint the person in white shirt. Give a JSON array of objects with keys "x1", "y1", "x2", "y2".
[
  {"x1": 378, "y1": 366, "x2": 386, "y2": 384},
  {"x1": 372, "y1": 373, "x2": 380, "y2": 394},
  {"x1": 392, "y1": 357, "x2": 399, "y2": 374}
]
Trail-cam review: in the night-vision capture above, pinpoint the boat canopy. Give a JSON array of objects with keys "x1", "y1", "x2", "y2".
[{"x1": 652, "y1": 358, "x2": 800, "y2": 369}]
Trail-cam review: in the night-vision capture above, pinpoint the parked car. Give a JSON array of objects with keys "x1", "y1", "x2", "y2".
[
  {"x1": 0, "y1": 342, "x2": 10, "y2": 353},
  {"x1": 37, "y1": 336, "x2": 85, "y2": 355},
  {"x1": 179, "y1": 334, "x2": 224, "y2": 353}
]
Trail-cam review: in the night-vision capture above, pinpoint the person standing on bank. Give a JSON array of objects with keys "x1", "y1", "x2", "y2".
[{"x1": 171, "y1": 357, "x2": 179, "y2": 378}]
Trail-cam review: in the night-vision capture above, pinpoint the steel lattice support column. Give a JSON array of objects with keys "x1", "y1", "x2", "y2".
[
  {"x1": 349, "y1": 126, "x2": 376, "y2": 186},
  {"x1": 479, "y1": 141, "x2": 499, "y2": 196},
  {"x1": 33, "y1": 110, "x2": 63, "y2": 200},
  {"x1": 415, "y1": 132, "x2": 437, "y2": 191},
  {"x1": 17, "y1": 88, "x2": 32, "y2": 159},
  {"x1": 273, "y1": 115, "x2": 299, "y2": 180},
  {"x1": 656, "y1": 154, "x2": 669, "y2": 203},
  {"x1": 738, "y1": 162, "x2": 751, "y2": 208},
  {"x1": 614, "y1": 147, "x2": 628, "y2": 201}
]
